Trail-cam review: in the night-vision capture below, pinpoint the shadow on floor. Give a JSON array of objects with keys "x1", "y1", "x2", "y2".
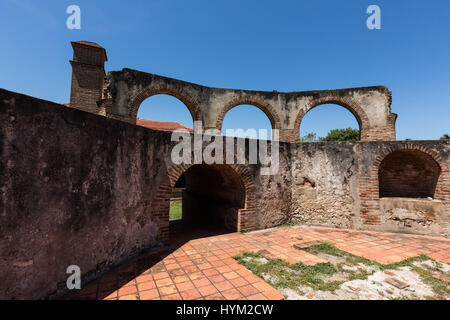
[{"x1": 69, "y1": 223, "x2": 234, "y2": 300}]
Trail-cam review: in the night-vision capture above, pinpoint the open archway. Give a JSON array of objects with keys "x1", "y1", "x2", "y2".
[
  {"x1": 220, "y1": 104, "x2": 275, "y2": 140},
  {"x1": 299, "y1": 104, "x2": 361, "y2": 142},
  {"x1": 295, "y1": 96, "x2": 370, "y2": 142},
  {"x1": 162, "y1": 164, "x2": 255, "y2": 241},
  {"x1": 176, "y1": 164, "x2": 245, "y2": 231},
  {"x1": 129, "y1": 85, "x2": 202, "y2": 128},
  {"x1": 217, "y1": 97, "x2": 281, "y2": 140},
  {"x1": 136, "y1": 94, "x2": 194, "y2": 131}
]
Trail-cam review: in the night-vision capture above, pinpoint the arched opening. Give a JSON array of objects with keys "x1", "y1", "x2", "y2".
[
  {"x1": 136, "y1": 94, "x2": 193, "y2": 131},
  {"x1": 170, "y1": 164, "x2": 246, "y2": 238},
  {"x1": 378, "y1": 150, "x2": 441, "y2": 198},
  {"x1": 299, "y1": 104, "x2": 361, "y2": 142},
  {"x1": 221, "y1": 105, "x2": 273, "y2": 140}
]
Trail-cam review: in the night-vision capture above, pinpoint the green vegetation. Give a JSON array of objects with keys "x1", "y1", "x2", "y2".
[
  {"x1": 277, "y1": 220, "x2": 296, "y2": 227},
  {"x1": 300, "y1": 132, "x2": 320, "y2": 142},
  {"x1": 304, "y1": 242, "x2": 345, "y2": 257},
  {"x1": 300, "y1": 127, "x2": 360, "y2": 142},
  {"x1": 169, "y1": 200, "x2": 182, "y2": 221},
  {"x1": 440, "y1": 133, "x2": 450, "y2": 140},
  {"x1": 409, "y1": 262, "x2": 450, "y2": 300},
  {"x1": 234, "y1": 242, "x2": 450, "y2": 299},
  {"x1": 321, "y1": 128, "x2": 360, "y2": 142},
  {"x1": 233, "y1": 252, "x2": 344, "y2": 292}
]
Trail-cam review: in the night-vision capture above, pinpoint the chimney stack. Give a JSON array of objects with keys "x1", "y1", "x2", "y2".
[{"x1": 69, "y1": 41, "x2": 107, "y2": 114}]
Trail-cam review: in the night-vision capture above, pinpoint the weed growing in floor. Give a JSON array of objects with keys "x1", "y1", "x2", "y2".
[
  {"x1": 233, "y1": 242, "x2": 450, "y2": 299},
  {"x1": 277, "y1": 221, "x2": 297, "y2": 227},
  {"x1": 233, "y1": 252, "x2": 344, "y2": 293},
  {"x1": 304, "y1": 242, "x2": 345, "y2": 257}
]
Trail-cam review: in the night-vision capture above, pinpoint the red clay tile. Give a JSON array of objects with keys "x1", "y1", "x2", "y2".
[
  {"x1": 118, "y1": 294, "x2": 138, "y2": 300},
  {"x1": 203, "y1": 268, "x2": 220, "y2": 277},
  {"x1": 246, "y1": 293, "x2": 267, "y2": 300},
  {"x1": 155, "y1": 277, "x2": 173, "y2": 287},
  {"x1": 208, "y1": 275, "x2": 226, "y2": 283},
  {"x1": 221, "y1": 288, "x2": 243, "y2": 300},
  {"x1": 139, "y1": 289, "x2": 159, "y2": 300},
  {"x1": 237, "y1": 284, "x2": 259, "y2": 297},
  {"x1": 153, "y1": 272, "x2": 170, "y2": 280},
  {"x1": 176, "y1": 281, "x2": 195, "y2": 292},
  {"x1": 223, "y1": 271, "x2": 239, "y2": 280},
  {"x1": 118, "y1": 285, "x2": 137, "y2": 297},
  {"x1": 135, "y1": 274, "x2": 153, "y2": 284},
  {"x1": 137, "y1": 280, "x2": 156, "y2": 291},
  {"x1": 198, "y1": 285, "x2": 218, "y2": 297},
  {"x1": 214, "y1": 281, "x2": 234, "y2": 291},
  {"x1": 230, "y1": 277, "x2": 248, "y2": 288},
  {"x1": 173, "y1": 275, "x2": 190, "y2": 284},
  {"x1": 263, "y1": 290, "x2": 284, "y2": 300},
  {"x1": 159, "y1": 285, "x2": 178, "y2": 296},
  {"x1": 193, "y1": 278, "x2": 211, "y2": 288},
  {"x1": 161, "y1": 293, "x2": 182, "y2": 300}
]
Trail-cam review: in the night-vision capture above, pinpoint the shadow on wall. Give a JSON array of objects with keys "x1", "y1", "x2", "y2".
[{"x1": 379, "y1": 150, "x2": 441, "y2": 199}]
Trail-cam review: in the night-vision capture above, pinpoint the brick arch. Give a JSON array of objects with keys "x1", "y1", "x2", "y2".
[
  {"x1": 216, "y1": 96, "x2": 282, "y2": 131},
  {"x1": 373, "y1": 145, "x2": 449, "y2": 199},
  {"x1": 129, "y1": 85, "x2": 202, "y2": 123},
  {"x1": 294, "y1": 96, "x2": 371, "y2": 141},
  {"x1": 359, "y1": 144, "x2": 450, "y2": 225},
  {"x1": 153, "y1": 163, "x2": 257, "y2": 243}
]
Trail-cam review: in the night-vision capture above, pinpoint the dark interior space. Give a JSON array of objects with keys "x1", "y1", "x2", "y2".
[
  {"x1": 379, "y1": 150, "x2": 441, "y2": 198},
  {"x1": 169, "y1": 164, "x2": 246, "y2": 236}
]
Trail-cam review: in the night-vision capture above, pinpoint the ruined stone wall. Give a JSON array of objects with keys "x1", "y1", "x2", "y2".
[
  {"x1": 290, "y1": 143, "x2": 359, "y2": 229},
  {"x1": 290, "y1": 141, "x2": 450, "y2": 237},
  {"x1": 100, "y1": 68, "x2": 396, "y2": 143},
  {"x1": 0, "y1": 89, "x2": 291, "y2": 299},
  {"x1": 357, "y1": 141, "x2": 450, "y2": 237},
  {"x1": 0, "y1": 89, "x2": 172, "y2": 299},
  {"x1": 1, "y1": 88, "x2": 448, "y2": 300}
]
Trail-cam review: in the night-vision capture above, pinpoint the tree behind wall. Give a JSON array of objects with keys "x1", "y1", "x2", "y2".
[
  {"x1": 321, "y1": 128, "x2": 360, "y2": 142},
  {"x1": 300, "y1": 132, "x2": 319, "y2": 142}
]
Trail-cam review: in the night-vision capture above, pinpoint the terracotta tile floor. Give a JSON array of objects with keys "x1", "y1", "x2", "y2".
[{"x1": 69, "y1": 225, "x2": 450, "y2": 300}]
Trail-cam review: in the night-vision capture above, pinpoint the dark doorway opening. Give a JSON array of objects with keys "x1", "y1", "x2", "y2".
[
  {"x1": 169, "y1": 164, "x2": 246, "y2": 241},
  {"x1": 378, "y1": 150, "x2": 441, "y2": 198}
]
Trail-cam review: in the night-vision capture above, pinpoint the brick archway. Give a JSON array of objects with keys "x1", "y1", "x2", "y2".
[
  {"x1": 153, "y1": 163, "x2": 257, "y2": 244},
  {"x1": 216, "y1": 96, "x2": 282, "y2": 132},
  {"x1": 359, "y1": 144, "x2": 450, "y2": 225},
  {"x1": 129, "y1": 85, "x2": 202, "y2": 124},
  {"x1": 294, "y1": 96, "x2": 371, "y2": 142}
]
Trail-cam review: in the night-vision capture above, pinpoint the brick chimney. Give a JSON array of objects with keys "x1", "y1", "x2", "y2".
[{"x1": 69, "y1": 41, "x2": 107, "y2": 114}]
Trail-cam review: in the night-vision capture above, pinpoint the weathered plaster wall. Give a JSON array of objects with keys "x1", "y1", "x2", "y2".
[
  {"x1": 1, "y1": 88, "x2": 448, "y2": 300},
  {"x1": 356, "y1": 141, "x2": 450, "y2": 236},
  {"x1": 290, "y1": 143, "x2": 359, "y2": 229},
  {"x1": 0, "y1": 89, "x2": 291, "y2": 299},
  {"x1": 99, "y1": 68, "x2": 396, "y2": 142},
  {"x1": 0, "y1": 89, "x2": 173, "y2": 299},
  {"x1": 289, "y1": 141, "x2": 450, "y2": 237}
]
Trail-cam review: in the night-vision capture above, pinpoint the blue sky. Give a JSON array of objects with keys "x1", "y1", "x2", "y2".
[{"x1": 1, "y1": 0, "x2": 449, "y2": 140}]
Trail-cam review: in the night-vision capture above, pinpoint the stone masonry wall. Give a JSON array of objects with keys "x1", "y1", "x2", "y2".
[
  {"x1": 290, "y1": 141, "x2": 450, "y2": 237},
  {"x1": 0, "y1": 89, "x2": 170, "y2": 299},
  {"x1": 290, "y1": 142, "x2": 359, "y2": 229},
  {"x1": 1, "y1": 88, "x2": 448, "y2": 299},
  {"x1": 0, "y1": 89, "x2": 291, "y2": 299}
]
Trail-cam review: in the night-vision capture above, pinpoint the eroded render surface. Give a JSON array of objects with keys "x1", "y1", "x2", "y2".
[{"x1": 0, "y1": 88, "x2": 449, "y2": 300}]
